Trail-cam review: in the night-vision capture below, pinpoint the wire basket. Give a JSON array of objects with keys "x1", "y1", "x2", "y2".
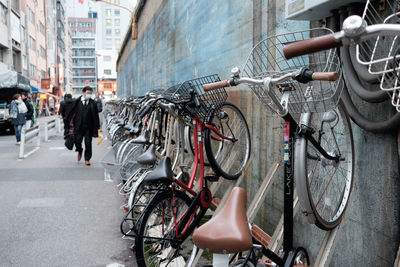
[
  {"x1": 356, "y1": 0, "x2": 400, "y2": 75},
  {"x1": 163, "y1": 75, "x2": 228, "y2": 118},
  {"x1": 242, "y1": 28, "x2": 343, "y2": 114},
  {"x1": 101, "y1": 148, "x2": 122, "y2": 180},
  {"x1": 356, "y1": 0, "x2": 400, "y2": 111}
]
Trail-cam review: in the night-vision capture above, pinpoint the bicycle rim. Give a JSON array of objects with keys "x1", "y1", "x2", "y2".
[
  {"x1": 205, "y1": 102, "x2": 251, "y2": 180},
  {"x1": 135, "y1": 190, "x2": 193, "y2": 267},
  {"x1": 295, "y1": 101, "x2": 354, "y2": 230}
]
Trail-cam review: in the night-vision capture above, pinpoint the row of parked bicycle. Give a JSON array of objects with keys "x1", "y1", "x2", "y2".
[{"x1": 99, "y1": 5, "x2": 400, "y2": 267}]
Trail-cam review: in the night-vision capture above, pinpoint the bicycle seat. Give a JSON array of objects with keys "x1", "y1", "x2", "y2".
[
  {"x1": 136, "y1": 144, "x2": 157, "y2": 165},
  {"x1": 130, "y1": 122, "x2": 142, "y2": 135},
  {"x1": 123, "y1": 123, "x2": 134, "y2": 131},
  {"x1": 115, "y1": 119, "x2": 124, "y2": 126},
  {"x1": 144, "y1": 156, "x2": 173, "y2": 184},
  {"x1": 131, "y1": 130, "x2": 149, "y2": 144},
  {"x1": 193, "y1": 187, "x2": 252, "y2": 254}
]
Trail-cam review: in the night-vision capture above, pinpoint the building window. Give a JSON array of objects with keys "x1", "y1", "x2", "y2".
[
  {"x1": 115, "y1": 19, "x2": 120, "y2": 26},
  {"x1": 29, "y1": 36, "x2": 36, "y2": 50},
  {"x1": 40, "y1": 46, "x2": 45, "y2": 57},
  {"x1": 114, "y1": 0, "x2": 120, "y2": 4},
  {"x1": 0, "y1": 3, "x2": 7, "y2": 25},
  {"x1": 104, "y1": 56, "x2": 111, "y2": 62},
  {"x1": 105, "y1": 19, "x2": 112, "y2": 26},
  {"x1": 28, "y1": 7, "x2": 35, "y2": 23},
  {"x1": 104, "y1": 69, "x2": 112, "y2": 75},
  {"x1": 29, "y1": 64, "x2": 36, "y2": 77},
  {"x1": 115, "y1": 29, "x2": 120, "y2": 35},
  {"x1": 105, "y1": 38, "x2": 112, "y2": 48},
  {"x1": 106, "y1": 9, "x2": 111, "y2": 17},
  {"x1": 114, "y1": 9, "x2": 120, "y2": 16},
  {"x1": 23, "y1": 56, "x2": 27, "y2": 70},
  {"x1": 106, "y1": 29, "x2": 112, "y2": 36},
  {"x1": 41, "y1": 70, "x2": 46, "y2": 79},
  {"x1": 115, "y1": 39, "x2": 121, "y2": 48},
  {"x1": 0, "y1": 47, "x2": 4, "y2": 62},
  {"x1": 39, "y1": 22, "x2": 45, "y2": 34}
]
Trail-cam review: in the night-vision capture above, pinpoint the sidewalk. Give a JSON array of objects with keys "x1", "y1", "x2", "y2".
[{"x1": 0, "y1": 122, "x2": 137, "y2": 266}]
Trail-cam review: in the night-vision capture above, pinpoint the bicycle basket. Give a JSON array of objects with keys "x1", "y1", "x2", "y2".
[
  {"x1": 163, "y1": 75, "x2": 228, "y2": 118},
  {"x1": 242, "y1": 28, "x2": 343, "y2": 114},
  {"x1": 356, "y1": 0, "x2": 399, "y2": 75},
  {"x1": 357, "y1": 0, "x2": 400, "y2": 111}
]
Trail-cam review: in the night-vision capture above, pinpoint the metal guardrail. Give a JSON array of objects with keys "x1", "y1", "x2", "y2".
[
  {"x1": 19, "y1": 125, "x2": 40, "y2": 159},
  {"x1": 44, "y1": 119, "x2": 59, "y2": 142}
]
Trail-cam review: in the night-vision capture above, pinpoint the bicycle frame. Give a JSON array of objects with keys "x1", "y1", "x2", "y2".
[{"x1": 134, "y1": 114, "x2": 236, "y2": 244}]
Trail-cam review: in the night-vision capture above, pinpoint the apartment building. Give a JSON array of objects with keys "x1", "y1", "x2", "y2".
[
  {"x1": 64, "y1": 22, "x2": 73, "y2": 94},
  {"x1": 0, "y1": 0, "x2": 29, "y2": 76},
  {"x1": 26, "y1": 0, "x2": 47, "y2": 89},
  {"x1": 68, "y1": 17, "x2": 97, "y2": 94},
  {"x1": 66, "y1": 0, "x2": 132, "y2": 97}
]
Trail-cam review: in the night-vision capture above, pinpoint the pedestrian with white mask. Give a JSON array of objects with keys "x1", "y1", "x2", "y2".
[
  {"x1": 66, "y1": 86, "x2": 100, "y2": 166},
  {"x1": 9, "y1": 94, "x2": 27, "y2": 145}
]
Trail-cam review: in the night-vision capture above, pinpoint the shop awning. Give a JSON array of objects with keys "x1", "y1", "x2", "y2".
[
  {"x1": 0, "y1": 70, "x2": 30, "y2": 91},
  {"x1": 30, "y1": 85, "x2": 46, "y2": 93}
]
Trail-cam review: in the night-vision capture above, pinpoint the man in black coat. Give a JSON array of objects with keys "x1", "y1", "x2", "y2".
[
  {"x1": 70, "y1": 86, "x2": 100, "y2": 166},
  {"x1": 59, "y1": 94, "x2": 75, "y2": 136},
  {"x1": 22, "y1": 93, "x2": 33, "y2": 129}
]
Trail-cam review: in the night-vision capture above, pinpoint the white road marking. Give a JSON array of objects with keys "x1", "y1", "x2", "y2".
[
  {"x1": 106, "y1": 263, "x2": 125, "y2": 267},
  {"x1": 49, "y1": 147, "x2": 66, "y2": 150},
  {"x1": 17, "y1": 198, "x2": 65, "y2": 208}
]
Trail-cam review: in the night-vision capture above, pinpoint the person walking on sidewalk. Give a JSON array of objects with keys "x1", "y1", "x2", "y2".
[
  {"x1": 22, "y1": 93, "x2": 34, "y2": 129},
  {"x1": 9, "y1": 94, "x2": 27, "y2": 145},
  {"x1": 69, "y1": 86, "x2": 100, "y2": 166},
  {"x1": 59, "y1": 93, "x2": 75, "y2": 136}
]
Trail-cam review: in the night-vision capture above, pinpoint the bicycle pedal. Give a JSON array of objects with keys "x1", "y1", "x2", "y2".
[
  {"x1": 251, "y1": 224, "x2": 271, "y2": 249},
  {"x1": 211, "y1": 197, "x2": 221, "y2": 208},
  {"x1": 205, "y1": 174, "x2": 219, "y2": 182}
]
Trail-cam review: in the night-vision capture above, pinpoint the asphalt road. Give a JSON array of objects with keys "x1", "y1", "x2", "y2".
[{"x1": 0, "y1": 119, "x2": 137, "y2": 267}]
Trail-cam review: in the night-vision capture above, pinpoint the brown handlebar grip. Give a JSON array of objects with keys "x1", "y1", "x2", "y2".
[
  {"x1": 283, "y1": 33, "x2": 342, "y2": 59},
  {"x1": 202, "y1": 80, "x2": 230, "y2": 91},
  {"x1": 312, "y1": 72, "x2": 339, "y2": 81}
]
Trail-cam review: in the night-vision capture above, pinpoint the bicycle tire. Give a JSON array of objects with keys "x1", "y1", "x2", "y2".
[
  {"x1": 205, "y1": 102, "x2": 251, "y2": 180},
  {"x1": 134, "y1": 190, "x2": 193, "y2": 267},
  {"x1": 295, "y1": 101, "x2": 354, "y2": 230}
]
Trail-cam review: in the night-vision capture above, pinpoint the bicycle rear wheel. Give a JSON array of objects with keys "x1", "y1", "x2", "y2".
[
  {"x1": 295, "y1": 101, "x2": 354, "y2": 230},
  {"x1": 205, "y1": 102, "x2": 251, "y2": 180}
]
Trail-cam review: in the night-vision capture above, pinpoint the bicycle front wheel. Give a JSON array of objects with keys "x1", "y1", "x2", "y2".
[
  {"x1": 205, "y1": 102, "x2": 251, "y2": 180},
  {"x1": 134, "y1": 190, "x2": 193, "y2": 267},
  {"x1": 295, "y1": 101, "x2": 354, "y2": 230}
]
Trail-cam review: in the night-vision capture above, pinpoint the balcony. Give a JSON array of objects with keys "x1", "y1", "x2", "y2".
[
  {"x1": 72, "y1": 55, "x2": 96, "y2": 59},
  {"x1": 73, "y1": 71, "x2": 96, "y2": 78},
  {"x1": 72, "y1": 45, "x2": 96, "y2": 49},
  {"x1": 72, "y1": 65, "x2": 96, "y2": 68}
]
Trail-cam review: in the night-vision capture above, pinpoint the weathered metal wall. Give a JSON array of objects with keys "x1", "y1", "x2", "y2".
[{"x1": 117, "y1": 0, "x2": 400, "y2": 265}]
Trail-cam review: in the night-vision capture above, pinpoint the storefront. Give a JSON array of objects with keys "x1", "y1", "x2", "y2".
[{"x1": 30, "y1": 85, "x2": 60, "y2": 116}]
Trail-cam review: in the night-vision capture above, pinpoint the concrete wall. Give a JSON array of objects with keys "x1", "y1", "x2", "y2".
[{"x1": 117, "y1": 0, "x2": 400, "y2": 265}]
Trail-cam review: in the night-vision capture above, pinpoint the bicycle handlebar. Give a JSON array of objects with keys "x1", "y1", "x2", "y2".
[
  {"x1": 312, "y1": 72, "x2": 338, "y2": 81},
  {"x1": 283, "y1": 33, "x2": 342, "y2": 59},
  {"x1": 202, "y1": 80, "x2": 232, "y2": 91},
  {"x1": 201, "y1": 70, "x2": 338, "y2": 91},
  {"x1": 283, "y1": 16, "x2": 400, "y2": 59}
]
